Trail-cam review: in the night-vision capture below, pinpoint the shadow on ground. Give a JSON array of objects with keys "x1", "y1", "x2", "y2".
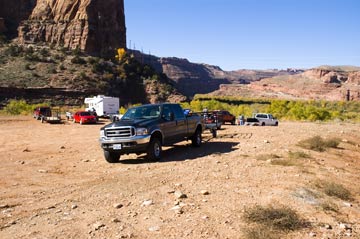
[{"x1": 118, "y1": 141, "x2": 239, "y2": 164}]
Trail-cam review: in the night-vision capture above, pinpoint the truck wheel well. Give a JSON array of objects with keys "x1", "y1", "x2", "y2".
[{"x1": 151, "y1": 131, "x2": 163, "y2": 143}]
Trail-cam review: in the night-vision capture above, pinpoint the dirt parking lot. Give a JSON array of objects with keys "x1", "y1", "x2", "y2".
[{"x1": 0, "y1": 116, "x2": 359, "y2": 239}]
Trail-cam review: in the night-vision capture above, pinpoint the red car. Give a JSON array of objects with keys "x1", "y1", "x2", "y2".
[{"x1": 73, "y1": 111, "x2": 97, "y2": 124}]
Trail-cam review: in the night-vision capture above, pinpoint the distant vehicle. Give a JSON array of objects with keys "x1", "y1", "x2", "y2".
[
  {"x1": 201, "y1": 111, "x2": 222, "y2": 130},
  {"x1": 254, "y1": 113, "x2": 279, "y2": 126},
  {"x1": 84, "y1": 95, "x2": 120, "y2": 118},
  {"x1": 73, "y1": 111, "x2": 97, "y2": 125},
  {"x1": 213, "y1": 110, "x2": 236, "y2": 125},
  {"x1": 245, "y1": 118, "x2": 260, "y2": 126},
  {"x1": 33, "y1": 106, "x2": 52, "y2": 120}
]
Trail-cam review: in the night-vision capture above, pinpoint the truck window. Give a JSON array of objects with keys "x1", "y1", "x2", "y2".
[
  {"x1": 162, "y1": 105, "x2": 172, "y2": 121},
  {"x1": 170, "y1": 104, "x2": 185, "y2": 120}
]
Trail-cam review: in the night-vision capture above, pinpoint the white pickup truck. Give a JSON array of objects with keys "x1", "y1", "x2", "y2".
[{"x1": 254, "y1": 113, "x2": 279, "y2": 126}]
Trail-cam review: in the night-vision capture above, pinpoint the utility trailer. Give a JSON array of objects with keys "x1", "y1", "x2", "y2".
[
  {"x1": 41, "y1": 109, "x2": 62, "y2": 124},
  {"x1": 84, "y1": 95, "x2": 120, "y2": 118}
]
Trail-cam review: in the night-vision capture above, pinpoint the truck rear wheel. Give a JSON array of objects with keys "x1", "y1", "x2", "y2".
[
  {"x1": 192, "y1": 129, "x2": 202, "y2": 147},
  {"x1": 147, "y1": 138, "x2": 162, "y2": 161},
  {"x1": 104, "y1": 151, "x2": 120, "y2": 163}
]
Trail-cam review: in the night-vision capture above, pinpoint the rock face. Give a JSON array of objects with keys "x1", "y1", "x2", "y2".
[
  {"x1": 0, "y1": 0, "x2": 36, "y2": 37},
  {"x1": 17, "y1": 0, "x2": 126, "y2": 56}
]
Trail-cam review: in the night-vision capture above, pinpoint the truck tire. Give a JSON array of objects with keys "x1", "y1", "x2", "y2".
[
  {"x1": 147, "y1": 138, "x2": 162, "y2": 161},
  {"x1": 261, "y1": 122, "x2": 265, "y2": 126},
  {"x1": 192, "y1": 129, "x2": 202, "y2": 147},
  {"x1": 104, "y1": 151, "x2": 120, "y2": 163},
  {"x1": 231, "y1": 119, "x2": 235, "y2": 125}
]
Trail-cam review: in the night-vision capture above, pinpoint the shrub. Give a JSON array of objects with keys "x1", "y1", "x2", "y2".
[
  {"x1": 243, "y1": 225, "x2": 278, "y2": 239},
  {"x1": 288, "y1": 151, "x2": 311, "y2": 159},
  {"x1": 71, "y1": 56, "x2": 86, "y2": 65},
  {"x1": 297, "y1": 136, "x2": 340, "y2": 152},
  {"x1": 256, "y1": 154, "x2": 281, "y2": 161},
  {"x1": 243, "y1": 205, "x2": 304, "y2": 231},
  {"x1": 320, "y1": 201, "x2": 338, "y2": 212},
  {"x1": 1, "y1": 100, "x2": 34, "y2": 115},
  {"x1": 315, "y1": 181, "x2": 352, "y2": 201},
  {"x1": 271, "y1": 159, "x2": 299, "y2": 167}
]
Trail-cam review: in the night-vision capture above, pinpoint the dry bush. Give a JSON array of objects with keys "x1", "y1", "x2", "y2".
[
  {"x1": 297, "y1": 136, "x2": 341, "y2": 152},
  {"x1": 288, "y1": 151, "x2": 311, "y2": 159},
  {"x1": 243, "y1": 225, "x2": 278, "y2": 239},
  {"x1": 320, "y1": 201, "x2": 339, "y2": 213},
  {"x1": 243, "y1": 205, "x2": 305, "y2": 231},
  {"x1": 256, "y1": 154, "x2": 281, "y2": 161},
  {"x1": 271, "y1": 159, "x2": 299, "y2": 167},
  {"x1": 315, "y1": 181, "x2": 352, "y2": 201}
]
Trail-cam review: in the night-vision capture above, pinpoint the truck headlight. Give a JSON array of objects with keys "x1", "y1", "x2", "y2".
[
  {"x1": 100, "y1": 130, "x2": 105, "y2": 137},
  {"x1": 136, "y1": 128, "x2": 148, "y2": 136}
]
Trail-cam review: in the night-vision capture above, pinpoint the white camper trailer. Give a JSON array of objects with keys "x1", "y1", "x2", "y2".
[{"x1": 85, "y1": 95, "x2": 120, "y2": 117}]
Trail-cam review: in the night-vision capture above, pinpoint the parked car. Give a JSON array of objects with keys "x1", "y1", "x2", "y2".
[
  {"x1": 33, "y1": 106, "x2": 52, "y2": 120},
  {"x1": 213, "y1": 110, "x2": 236, "y2": 125},
  {"x1": 254, "y1": 113, "x2": 279, "y2": 126},
  {"x1": 73, "y1": 111, "x2": 97, "y2": 124}
]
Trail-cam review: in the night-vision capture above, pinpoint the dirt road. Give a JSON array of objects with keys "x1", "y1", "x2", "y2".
[{"x1": 0, "y1": 116, "x2": 359, "y2": 238}]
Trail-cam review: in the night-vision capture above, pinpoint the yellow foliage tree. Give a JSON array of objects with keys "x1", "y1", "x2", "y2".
[{"x1": 115, "y1": 48, "x2": 126, "y2": 61}]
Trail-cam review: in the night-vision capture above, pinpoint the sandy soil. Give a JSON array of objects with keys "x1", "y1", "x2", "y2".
[{"x1": 0, "y1": 116, "x2": 359, "y2": 239}]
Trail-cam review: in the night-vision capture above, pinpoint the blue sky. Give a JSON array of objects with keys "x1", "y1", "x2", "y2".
[{"x1": 125, "y1": 0, "x2": 360, "y2": 70}]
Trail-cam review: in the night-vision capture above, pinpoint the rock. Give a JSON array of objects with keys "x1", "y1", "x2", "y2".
[
  {"x1": 23, "y1": 148, "x2": 30, "y2": 152},
  {"x1": 309, "y1": 232, "x2": 316, "y2": 237},
  {"x1": 170, "y1": 205, "x2": 183, "y2": 214},
  {"x1": 200, "y1": 190, "x2": 209, "y2": 195},
  {"x1": 339, "y1": 223, "x2": 351, "y2": 230},
  {"x1": 343, "y1": 202, "x2": 352, "y2": 207},
  {"x1": 148, "y1": 226, "x2": 160, "y2": 232},
  {"x1": 38, "y1": 169, "x2": 48, "y2": 173},
  {"x1": 141, "y1": 200, "x2": 153, "y2": 207},
  {"x1": 264, "y1": 140, "x2": 270, "y2": 143},
  {"x1": 60, "y1": 146, "x2": 65, "y2": 149},
  {"x1": 17, "y1": 0, "x2": 126, "y2": 57},
  {"x1": 324, "y1": 224, "x2": 332, "y2": 229},
  {"x1": 71, "y1": 204, "x2": 78, "y2": 209},
  {"x1": 0, "y1": 204, "x2": 9, "y2": 209},
  {"x1": 174, "y1": 191, "x2": 187, "y2": 199},
  {"x1": 93, "y1": 222, "x2": 105, "y2": 231},
  {"x1": 111, "y1": 218, "x2": 121, "y2": 223},
  {"x1": 113, "y1": 203, "x2": 124, "y2": 209}
]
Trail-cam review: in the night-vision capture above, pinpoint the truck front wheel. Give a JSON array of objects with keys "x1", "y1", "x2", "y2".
[
  {"x1": 147, "y1": 138, "x2": 162, "y2": 161},
  {"x1": 192, "y1": 129, "x2": 202, "y2": 147},
  {"x1": 104, "y1": 151, "x2": 121, "y2": 163}
]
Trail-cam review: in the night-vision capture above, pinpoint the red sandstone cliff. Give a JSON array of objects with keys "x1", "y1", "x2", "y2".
[{"x1": 1, "y1": 0, "x2": 126, "y2": 56}]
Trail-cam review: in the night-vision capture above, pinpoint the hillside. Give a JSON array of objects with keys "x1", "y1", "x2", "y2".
[{"x1": 0, "y1": 43, "x2": 185, "y2": 106}]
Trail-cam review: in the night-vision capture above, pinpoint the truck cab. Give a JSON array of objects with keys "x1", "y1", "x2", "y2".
[{"x1": 254, "y1": 113, "x2": 279, "y2": 126}]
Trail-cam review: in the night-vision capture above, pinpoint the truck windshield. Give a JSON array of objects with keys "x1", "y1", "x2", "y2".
[{"x1": 122, "y1": 105, "x2": 161, "y2": 120}]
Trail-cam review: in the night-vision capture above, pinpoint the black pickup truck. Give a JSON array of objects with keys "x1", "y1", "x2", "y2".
[{"x1": 99, "y1": 103, "x2": 204, "y2": 163}]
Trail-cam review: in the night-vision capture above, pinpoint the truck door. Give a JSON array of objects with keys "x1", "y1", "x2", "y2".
[
  {"x1": 170, "y1": 104, "x2": 188, "y2": 140},
  {"x1": 159, "y1": 104, "x2": 177, "y2": 145}
]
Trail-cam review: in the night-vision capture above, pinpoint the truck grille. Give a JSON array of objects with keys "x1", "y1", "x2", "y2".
[{"x1": 105, "y1": 127, "x2": 135, "y2": 138}]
